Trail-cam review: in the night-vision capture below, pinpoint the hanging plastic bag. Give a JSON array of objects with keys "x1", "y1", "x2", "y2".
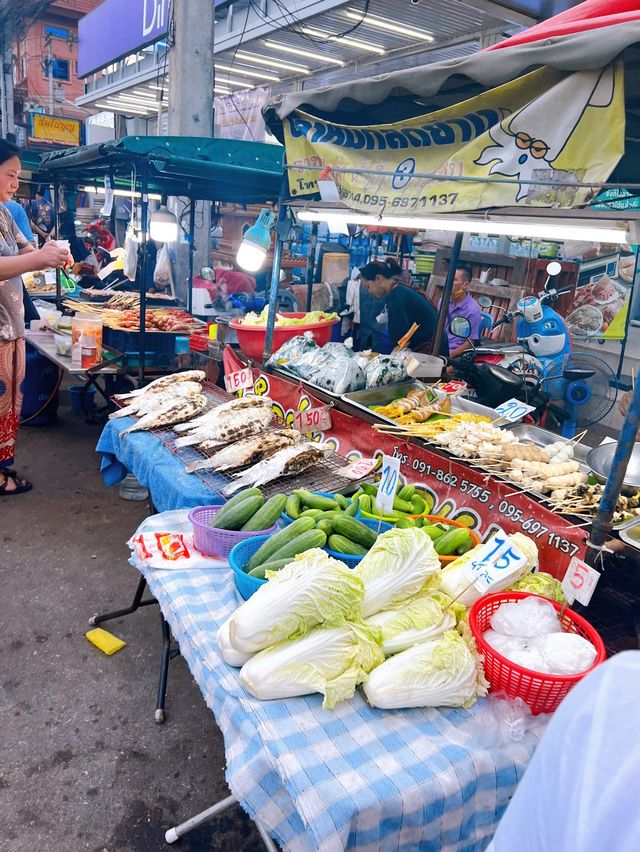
[
  {"x1": 153, "y1": 242, "x2": 172, "y2": 288},
  {"x1": 123, "y1": 225, "x2": 138, "y2": 281}
]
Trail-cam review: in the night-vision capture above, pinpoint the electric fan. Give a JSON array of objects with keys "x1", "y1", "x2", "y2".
[{"x1": 542, "y1": 353, "x2": 617, "y2": 438}]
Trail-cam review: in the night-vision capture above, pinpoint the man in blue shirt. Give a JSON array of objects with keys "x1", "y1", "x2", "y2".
[
  {"x1": 440, "y1": 264, "x2": 482, "y2": 358},
  {"x1": 4, "y1": 199, "x2": 34, "y2": 241}
]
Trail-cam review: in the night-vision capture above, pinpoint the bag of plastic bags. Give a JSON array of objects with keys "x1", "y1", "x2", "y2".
[{"x1": 153, "y1": 243, "x2": 172, "y2": 287}]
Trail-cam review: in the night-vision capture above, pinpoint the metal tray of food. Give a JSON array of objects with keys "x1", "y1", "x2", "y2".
[
  {"x1": 618, "y1": 518, "x2": 640, "y2": 550},
  {"x1": 341, "y1": 381, "x2": 497, "y2": 425},
  {"x1": 506, "y1": 423, "x2": 592, "y2": 464}
]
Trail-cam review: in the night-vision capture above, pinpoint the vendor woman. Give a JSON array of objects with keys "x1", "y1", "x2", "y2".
[
  {"x1": 0, "y1": 139, "x2": 70, "y2": 494},
  {"x1": 359, "y1": 259, "x2": 447, "y2": 355}
]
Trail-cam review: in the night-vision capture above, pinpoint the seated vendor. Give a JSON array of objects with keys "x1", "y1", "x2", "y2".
[
  {"x1": 440, "y1": 264, "x2": 482, "y2": 358},
  {"x1": 360, "y1": 259, "x2": 446, "y2": 356}
]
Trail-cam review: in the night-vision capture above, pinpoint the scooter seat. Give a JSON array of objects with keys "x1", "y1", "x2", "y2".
[
  {"x1": 562, "y1": 368, "x2": 595, "y2": 382},
  {"x1": 487, "y1": 364, "x2": 526, "y2": 386}
]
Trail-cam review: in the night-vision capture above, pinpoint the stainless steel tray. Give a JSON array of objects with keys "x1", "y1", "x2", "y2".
[
  {"x1": 506, "y1": 423, "x2": 592, "y2": 464},
  {"x1": 618, "y1": 519, "x2": 640, "y2": 549},
  {"x1": 341, "y1": 382, "x2": 497, "y2": 425}
]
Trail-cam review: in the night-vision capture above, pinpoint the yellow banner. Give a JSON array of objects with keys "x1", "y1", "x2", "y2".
[
  {"x1": 285, "y1": 64, "x2": 625, "y2": 214},
  {"x1": 31, "y1": 114, "x2": 81, "y2": 146}
]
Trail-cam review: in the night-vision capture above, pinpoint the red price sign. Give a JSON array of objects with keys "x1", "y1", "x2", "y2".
[
  {"x1": 439, "y1": 380, "x2": 467, "y2": 395},
  {"x1": 224, "y1": 367, "x2": 254, "y2": 393},
  {"x1": 293, "y1": 406, "x2": 332, "y2": 433},
  {"x1": 337, "y1": 457, "x2": 378, "y2": 481},
  {"x1": 562, "y1": 557, "x2": 600, "y2": 606}
]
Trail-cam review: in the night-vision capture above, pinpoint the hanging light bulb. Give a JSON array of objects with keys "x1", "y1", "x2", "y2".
[
  {"x1": 149, "y1": 204, "x2": 178, "y2": 242},
  {"x1": 236, "y1": 208, "x2": 275, "y2": 272}
]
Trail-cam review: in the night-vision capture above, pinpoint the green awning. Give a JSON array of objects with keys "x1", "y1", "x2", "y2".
[{"x1": 38, "y1": 136, "x2": 284, "y2": 203}]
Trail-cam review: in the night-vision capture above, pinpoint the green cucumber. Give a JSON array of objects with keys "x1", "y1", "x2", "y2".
[
  {"x1": 434, "y1": 527, "x2": 472, "y2": 556},
  {"x1": 411, "y1": 494, "x2": 427, "y2": 515},
  {"x1": 269, "y1": 529, "x2": 327, "y2": 562},
  {"x1": 312, "y1": 510, "x2": 341, "y2": 521},
  {"x1": 246, "y1": 517, "x2": 315, "y2": 570},
  {"x1": 332, "y1": 516, "x2": 377, "y2": 549},
  {"x1": 360, "y1": 483, "x2": 378, "y2": 497},
  {"x1": 392, "y1": 496, "x2": 414, "y2": 514},
  {"x1": 344, "y1": 498, "x2": 358, "y2": 517},
  {"x1": 422, "y1": 524, "x2": 446, "y2": 540},
  {"x1": 241, "y1": 494, "x2": 286, "y2": 532},
  {"x1": 456, "y1": 540, "x2": 474, "y2": 556},
  {"x1": 299, "y1": 508, "x2": 324, "y2": 519},
  {"x1": 334, "y1": 493, "x2": 349, "y2": 510},
  {"x1": 358, "y1": 494, "x2": 372, "y2": 513},
  {"x1": 210, "y1": 494, "x2": 265, "y2": 530},
  {"x1": 294, "y1": 489, "x2": 339, "y2": 511},
  {"x1": 210, "y1": 487, "x2": 263, "y2": 528},
  {"x1": 398, "y1": 484, "x2": 415, "y2": 501},
  {"x1": 316, "y1": 519, "x2": 335, "y2": 538},
  {"x1": 395, "y1": 517, "x2": 416, "y2": 529},
  {"x1": 285, "y1": 493, "x2": 301, "y2": 520},
  {"x1": 247, "y1": 558, "x2": 291, "y2": 578},
  {"x1": 328, "y1": 534, "x2": 368, "y2": 556}
]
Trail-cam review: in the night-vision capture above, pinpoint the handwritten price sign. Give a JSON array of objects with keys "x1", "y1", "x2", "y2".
[
  {"x1": 439, "y1": 380, "x2": 467, "y2": 395},
  {"x1": 494, "y1": 397, "x2": 537, "y2": 423},
  {"x1": 224, "y1": 367, "x2": 254, "y2": 394},
  {"x1": 337, "y1": 457, "x2": 378, "y2": 481},
  {"x1": 466, "y1": 531, "x2": 527, "y2": 592},
  {"x1": 293, "y1": 406, "x2": 332, "y2": 433},
  {"x1": 562, "y1": 557, "x2": 600, "y2": 606},
  {"x1": 375, "y1": 454, "x2": 401, "y2": 515}
]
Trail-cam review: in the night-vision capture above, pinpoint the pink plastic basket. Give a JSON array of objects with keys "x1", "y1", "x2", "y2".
[{"x1": 188, "y1": 505, "x2": 277, "y2": 559}]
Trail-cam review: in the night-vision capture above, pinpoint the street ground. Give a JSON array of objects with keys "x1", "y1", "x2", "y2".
[{"x1": 1, "y1": 392, "x2": 263, "y2": 852}]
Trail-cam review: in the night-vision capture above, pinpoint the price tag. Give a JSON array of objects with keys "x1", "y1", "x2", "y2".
[
  {"x1": 337, "y1": 457, "x2": 378, "y2": 481},
  {"x1": 439, "y1": 380, "x2": 467, "y2": 395},
  {"x1": 293, "y1": 405, "x2": 332, "y2": 434},
  {"x1": 562, "y1": 557, "x2": 600, "y2": 606},
  {"x1": 375, "y1": 454, "x2": 401, "y2": 515},
  {"x1": 224, "y1": 367, "x2": 254, "y2": 394},
  {"x1": 494, "y1": 397, "x2": 537, "y2": 423},
  {"x1": 464, "y1": 531, "x2": 527, "y2": 593}
]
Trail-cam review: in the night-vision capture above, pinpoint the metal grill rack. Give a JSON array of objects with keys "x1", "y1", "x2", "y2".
[{"x1": 151, "y1": 384, "x2": 356, "y2": 501}]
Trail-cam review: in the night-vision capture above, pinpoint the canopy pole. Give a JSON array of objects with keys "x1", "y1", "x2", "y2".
[
  {"x1": 432, "y1": 232, "x2": 462, "y2": 356},
  {"x1": 305, "y1": 222, "x2": 318, "y2": 312},
  {"x1": 187, "y1": 201, "x2": 195, "y2": 315},
  {"x1": 138, "y1": 170, "x2": 149, "y2": 384},
  {"x1": 53, "y1": 175, "x2": 61, "y2": 311},
  {"x1": 615, "y1": 252, "x2": 638, "y2": 380},
  {"x1": 263, "y1": 176, "x2": 288, "y2": 362},
  {"x1": 588, "y1": 382, "x2": 640, "y2": 567}
]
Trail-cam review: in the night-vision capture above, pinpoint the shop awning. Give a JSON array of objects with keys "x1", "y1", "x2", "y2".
[{"x1": 39, "y1": 136, "x2": 284, "y2": 203}]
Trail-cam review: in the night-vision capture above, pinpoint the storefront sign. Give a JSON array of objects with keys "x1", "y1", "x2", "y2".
[
  {"x1": 30, "y1": 114, "x2": 81, "y2": 146},
  {"x1": 284, "y1": 63, "x2": 624, "y2": 214},
  {"x1": 224, "y1": 347, "x2": 588, "y2": 578}
]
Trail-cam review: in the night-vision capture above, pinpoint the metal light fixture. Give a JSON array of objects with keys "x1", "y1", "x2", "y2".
[
  {"x1": 236, "y1": 208, "x2": 275, "y2": 272},
  {"x1": 301, "y1": 27, "x2": 386, "y2": 54},
  {"x1": 344, "y1": 9, "x2": 434, "y2": 41},
  {"x1": 150, "y1": 204, "x2": 179, "y2": 242},
  {"x1": 264, "y1": 40, "x2": 345, "y2": 66}
]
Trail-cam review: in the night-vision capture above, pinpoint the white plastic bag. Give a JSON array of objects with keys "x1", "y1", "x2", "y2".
[
  {"x1": 123, "y1": 225, "x2": 138, "y2": 281},
  {"x1": 490, "y1": 597, "x2": 562, "y2": 638},
  {"x1": 153, "y1": 243, "x2": 172, "y2": 287}
]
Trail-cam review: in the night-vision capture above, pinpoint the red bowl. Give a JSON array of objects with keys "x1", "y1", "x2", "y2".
[{"x1": 229, "y1": 313, "x2": 339, "y2": 362}]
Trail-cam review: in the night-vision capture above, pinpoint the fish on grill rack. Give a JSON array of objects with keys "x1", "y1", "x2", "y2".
[
  {"x1": 174, "y1": 404, "x2": 274, "y2": 449},
  {"x1": 172, "y1": 395, "x2": 273, "y2": 434},
  {"x1": 224, "y1": 442, "x2": 328, "y2": 495},
  {"x1": 109, "y1": 381, "x2": 203, "y2": 419},
  {"x1": 121, "y1": 394, "x2": 207, "y2": 435},
  {"x1": 114, "y1": 370, "x2": 205, "y2": 401},
  {"x1": 184, "y1": 428, "x2": 302, "y2": 474}
]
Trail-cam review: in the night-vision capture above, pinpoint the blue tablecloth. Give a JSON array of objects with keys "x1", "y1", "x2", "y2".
[
  {"x1": 130, "y1": 511, "x2": 548, "y2": 852},
  {"x1": 96, "y1": 416, "x2": 222, "y2": 512}
]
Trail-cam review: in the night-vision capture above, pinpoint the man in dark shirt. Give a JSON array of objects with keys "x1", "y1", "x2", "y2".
[
  {"x1": 359, "y1": 258, "x2": 447, "y2": 356},
  {"x1": 29, "y1": 188, "x2": 55, "y2": 246}
]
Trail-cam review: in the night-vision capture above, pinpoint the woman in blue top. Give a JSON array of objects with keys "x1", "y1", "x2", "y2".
[{"x1": 359, "y1": 259, "x2": 447, "y2": 356}]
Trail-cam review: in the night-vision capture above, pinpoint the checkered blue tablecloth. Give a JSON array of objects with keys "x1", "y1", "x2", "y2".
[{"x1": 129, "y1": 511, "x2": 548, "y2": 852}]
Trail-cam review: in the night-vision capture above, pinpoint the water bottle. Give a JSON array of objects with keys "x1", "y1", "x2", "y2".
[{"x1": 119, "y1": 473, "x2": 149, "y2": 501}]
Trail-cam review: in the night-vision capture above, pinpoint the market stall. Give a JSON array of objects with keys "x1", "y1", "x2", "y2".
[{"x1": 35, "y1": 137, "x2": 283, "y2": 380}]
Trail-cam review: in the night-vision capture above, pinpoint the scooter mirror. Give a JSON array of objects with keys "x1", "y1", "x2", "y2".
[
  {"x1": 477, "y1": 295, "x2": 493, "y2": 309},
  {"x1": 449, "y1": 316, "x2": 472, "y2": 339},
  {"x1": 546, "y1": 261, "x2": 562, "y2": 277}
]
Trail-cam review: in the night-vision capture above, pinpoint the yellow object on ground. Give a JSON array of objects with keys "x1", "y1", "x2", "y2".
[{"x1": 85, "y1": 628, "x2": 126, "y2": 656}]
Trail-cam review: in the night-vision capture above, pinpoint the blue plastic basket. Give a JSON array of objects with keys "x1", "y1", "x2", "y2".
[
  {"x1": 281, "y1": 490, "x2": 360, "y2": 525},
  {"x1": 228, "y1": 535, "x2": 270, "y2": 600},
  {"x1": 324, "y1": 518, "x2": 392, "y2": 567}
]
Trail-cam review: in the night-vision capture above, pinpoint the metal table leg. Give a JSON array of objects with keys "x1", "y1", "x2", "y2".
[
  {"x1": 155, "y1": 610, "x2": 181, "y2": 725},
  {"x1": 88, "y1": 576, "x2": 157, "y2": 626},
  {"x1": 165, "y1": 795, "x2": 278, "y2": 850}
]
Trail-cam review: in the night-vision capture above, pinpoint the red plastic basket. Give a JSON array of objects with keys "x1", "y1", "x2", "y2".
[
  {"x1": 469, "y1": 591, "x2": 606, "y2": 715},
  {"x1": 188, "y1": 505, "x2": 278, "y2": 559}
]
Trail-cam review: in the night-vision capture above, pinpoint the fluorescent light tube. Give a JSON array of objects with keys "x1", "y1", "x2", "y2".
[
  {"x1": 344, "y1": 9, "x2": 434, "y2": 41},
  {"x1": 235, "y1": 51, "x2": 310, "y2": 73},
  {"x1": 301, "y1": 27, "x2": 385, "y2": 54},
  {"x1": 264, "y1": 40, "x2": 344, "y2": 66},
  {"x1": 215, "y1": 62, "x2": 280, "y2": 81}
]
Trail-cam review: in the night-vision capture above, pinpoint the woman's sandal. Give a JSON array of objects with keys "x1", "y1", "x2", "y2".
[{"x1": 0, "y1": 469, "x2": 32, "y2": 495}]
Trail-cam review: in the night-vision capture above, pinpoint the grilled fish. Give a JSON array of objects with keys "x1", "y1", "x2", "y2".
[
  {"x1": 224, "y1": 442, "x2": 327, "y2": 495},
  {"x1": 121, "y1": 394, "x2": 207, "y2": 435},
  {"x1": 173, "y1": 395, "x2": 273, "y2": 433},
  {"x1": 174, "y1": 405, "x2": 273, "y2": 448},
  {"x1": 110, "y1": 381, "x2": 203, "y2": 419},
  {"x1": 185, "y1": 429, "x2": 301, "y2": 474},
  {"x1": 114, "y1": 370, "x2": 205, "y2": 401}
]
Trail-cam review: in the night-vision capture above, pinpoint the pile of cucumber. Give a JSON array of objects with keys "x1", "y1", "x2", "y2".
[
  {"x1": 353, "y1": 482, "x2": 475, "y2": 557},
  {"x1": 208, "y1": 488, "x2": 286, "y2": 532},
  {"x1": 285, "y1": 489, "x2": 380, "y2": 558}
]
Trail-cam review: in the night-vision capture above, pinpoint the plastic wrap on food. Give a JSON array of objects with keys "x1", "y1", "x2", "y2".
[
  {"x1": 365, "y1": 354, "x2": 407, "y2": 388},
  {"x1": 267, "y1": 332, "x2": 318, "y2": 367},
  {"x1": 317, "y1": 357, "x2": 366, "y2": 394}
]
